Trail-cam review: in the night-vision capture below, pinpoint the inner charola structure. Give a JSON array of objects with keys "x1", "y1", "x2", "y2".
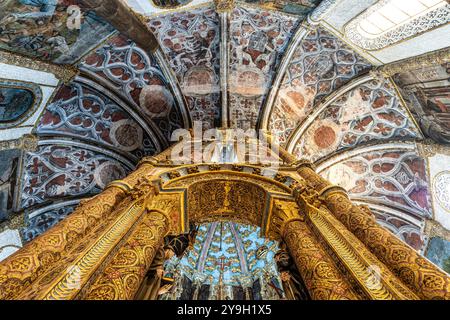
[{"x1": 0, "y1": 0, "x2": 449, "y2": 300}]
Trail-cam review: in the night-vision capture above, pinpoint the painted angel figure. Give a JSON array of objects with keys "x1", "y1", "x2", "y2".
[{"x1": 1, "y1": 0, "x2": 58, "y2": 25}]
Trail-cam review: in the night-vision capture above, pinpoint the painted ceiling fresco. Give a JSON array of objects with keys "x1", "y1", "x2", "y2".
[
  {"x1": 149, "y1": 5, "x2": 221, "y2": 129},
  {"x1": 291, "y1": 78, "x2": 422, "y2": 162},
  {"x1": 269, "y1": 27, "x2": 372, "y2": 145},
  {"x1": 0, "y1": 0, "x2": 449, "y2": 279},
  {"x1": 229, "y1": 6, "x2": 299, "y2": 130},
  {"x1": 0, "y1": 0, "x2": 115, "y2": 64},
  {"x1": 81, "y1": 34, "x2": 187, "y2": 143},
  {"x1": 319, "y1": 147, "x2": 431, "y2": 250}
]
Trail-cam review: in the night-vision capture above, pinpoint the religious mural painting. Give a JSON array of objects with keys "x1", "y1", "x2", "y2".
[
  {"x1": 395, "y1": 62, "x2": 450, "y2": 145},
  {"x1": 292, "y1": 78, "x2": 422, "y2": 162},
  {"x1": 81, "y1": 34, "x2": 186, "y2": 141},
  {"x1": 269, "y1": 27, "x2": 372, "y2": 145},
  {"x1": 0, "y1": 149, "x2": 21, "y2": 222},
  {"x1": 0, "y1": 0, "x2": 115, "y2": 64},
  {"x1": 37, "y1": 81, "x2": 159, "y2": 160},
  {"x1": 425, "y1": 237, "x2": 450, "y2": 274},
  {"x1": 0, "y1": 80, "x2": 42, "y2": 128},
  {"x1": 148, "y1": 6, "x2": 221, "y2": 130},
  {"x1": 229, "y1": 6, "x2": 299, "y2": 130}
]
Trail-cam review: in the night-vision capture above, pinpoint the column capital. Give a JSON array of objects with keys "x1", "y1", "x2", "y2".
[
  {"x1": 214, "y1": 0, "x2": 235, "y2": 13},
  {"x1": 292, "y1": 159, "x2": 316, "y2": 171},
  {"x1": 105, "y1": 180, "x2": 133, "y2": 194},
  {"x1": 266, "y1": 199, "x2": 304, "y2": 241}
]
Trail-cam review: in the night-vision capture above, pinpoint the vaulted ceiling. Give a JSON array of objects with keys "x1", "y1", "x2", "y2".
[{"x1": 0, "y1": 0, "x2": 450, "y2": 264}]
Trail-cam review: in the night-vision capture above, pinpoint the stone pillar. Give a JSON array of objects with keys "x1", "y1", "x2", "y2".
[
  {"x1": 270, "y1": 200, "x2": 360, "y2": 300},
  {"x1": 84, "y1": 210, "x2": 170, "y2": 300},
  {"x1": 296, "y1": 161, "x2": 450, "y2": 300},
  {"x1": 0, "y1": 160, "x2": 156, "y2": 300}
]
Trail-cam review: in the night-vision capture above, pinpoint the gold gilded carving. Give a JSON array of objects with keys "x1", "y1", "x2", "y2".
[
  {"x1": 306, "y1": 206, "x2": 418, "y2": 299},
  {"x1": 417, "y1": 140, "x2": 450, "y2": 158},
  {"x1": 266, "y1": 199, "x2": 304, "y2": 241},
  {"x1": 214, "y1": 0, "x2": 235, "y2": 13},
  {"x1": 84, "y1": 210, "x2": 169, "y2": 300},
  {"x1": 0, "y1": 134, "x2": 39, "y2": 152},
  {"x1": 378, "y1": 47, "x2": 450, "y2": 77},
  {"x1": 145, "y1": 193, "x2": 184, "y2": 235},
  {"x1": 168, "y1": 171, "x2": 181, "y2": 179},
  {"x1": 325, "y1": 192, "x2": 450, "y2": 299},
  {"x1": 295, "y1": 163, "x2": 450, "y2": 299},
  {"x1": 0, "y1": 187, "x2": 127, "y2": 300},
  {"x1": 283, "y1": 220, "x2": 359, "y2": 300},
  {"x1": 187, "y1": 180, "x2": 266, "y2": 226},
  {"x1": 18, "y1": 198, "x2": 147, "y2": 300},
  {"x1": 164, "y1": 171, "x2": 291, "y2": 195}
]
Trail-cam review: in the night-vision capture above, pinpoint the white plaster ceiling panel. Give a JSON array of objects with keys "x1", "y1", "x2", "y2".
[{"x1": 0, "y1": 229, "x2": 22, "y2": 262}]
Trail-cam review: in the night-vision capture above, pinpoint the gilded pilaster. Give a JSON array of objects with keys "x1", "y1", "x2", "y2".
[
  {"x1": 271, "y1": 200, "x2": 359, "y2": 300},
  {"x1": 15, "y1": 177, "x2": 158, "y2": 299},
  {"x1": 0, "y1": 186, "x2": 127, "y2": 300},
  {"x1": 294, "y1": 185, "x2": 419, "y2": 300},
  {"x1": 0, "y1": 160, "x2": 156, "y2": 300},
  {"x1": 84, "y1": 210, "x2": 170, "y2": 300},
  {"x1": 283, "y1": 220, "x2": 359, "y2": 300},
  {"x1": 325, "y1": 192, "x2": 450, "y2": 300},
  {"x1": 295, "y1": 162, "x2": 450, "y2": 300}
]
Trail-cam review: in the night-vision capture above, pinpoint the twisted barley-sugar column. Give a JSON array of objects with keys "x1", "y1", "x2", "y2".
[
  {"x1": 0, "y1": 161, "x2": 156, "y2": 300},
  {"x1": 296, "y1": 162, "x2": 450, "y2": 300},
  {"x1": 282, "y1": 219, "x2": 360, "y2": 300},
  {"x1": 84, "y1": 210, "x2": 170, "y2": 300}
]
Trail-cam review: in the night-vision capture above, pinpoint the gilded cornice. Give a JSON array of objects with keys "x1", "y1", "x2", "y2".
[
  {"x1": 266, "y1": 199, "x2": 303, "y2": 241},
  {"x1": 378, "y1": 47, "x2": 450, "y2": 77},
  {"x1": 0, "y1": 134, "x2": 39, "y2": 152},
  {"x1": 214, "y1": 0, "x2": 235, "y2": 13},
  {"x1": 417, "y1": 140, "x2": 450, "y2": 158},
  {"x1": 0, "y1": 51, "x2": 79, "y2": 84}
]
